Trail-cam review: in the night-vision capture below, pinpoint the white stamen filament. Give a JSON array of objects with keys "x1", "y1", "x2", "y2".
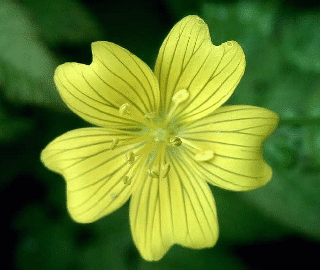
[
  {"x1": 118, "y1": 103, "x2": 153, "y2": 127},
  {"x1": 166, "y1": 89, "x2": 189, "y2": 121},
  {"x1": 162, "y1": 163, "x2": 170, "y2": 178}
]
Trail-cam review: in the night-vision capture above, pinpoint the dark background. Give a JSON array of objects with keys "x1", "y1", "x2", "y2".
[{"x1": 2, "y1": 0, "x2": 320, "y2": 269}]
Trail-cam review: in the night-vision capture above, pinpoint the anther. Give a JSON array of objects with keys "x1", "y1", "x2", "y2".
[
  {"x1": 172, "y1": 89, "x2": 189, "y2": 104},
  {"x1": 144, "y1": 112, "x2": 157, "y2": 119},
  {"x1": 126, "y1": 151, "x2": 135, "y2": 164},
  {"x1": 148, "y1": 168, "x2": 159, "y2": 178},
  {"x1": 166, "y1": 89, "x2": 190, "y2": 122},
  {"x1": 119, "y1": 103, "x2": 130, "y2": 116},
  {"x1": 123, "y1": 175, "x2": 131, "y2": 185},
  {"x1": 162, "y1": 163, "x2": 170, "y2": 178},
  {"x1": 194, "y1": 150, "x2": 214, "y2": 161},
  {"x1": 169, "y1": 136, "x2": 182, "y2": 147},
  {"x1": 109, "y1": 138, "x2": 119, "y2": 150}
]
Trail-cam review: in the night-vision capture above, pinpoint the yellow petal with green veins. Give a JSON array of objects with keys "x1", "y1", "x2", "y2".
[
  {"x1": 130, "y1": 146, "x2": 218, "y2": 261},
  {"x1": 154, "y1": 15, "x2": 245, "y2": 122},
  {"x1": 54, "y1": 42, "x2": 160, "y2": 128},
  {"x1": 181, "y1": 105, "x2": 279, "y2": 191},
  {"x1": 41, "y1": 128, "x2": 148, "y2": 223}
]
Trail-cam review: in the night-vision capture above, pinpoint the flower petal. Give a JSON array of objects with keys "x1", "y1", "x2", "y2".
[
  {"x1": 41, "y1": 128, "x2": 147, "y2": 223},
  {"x1": 181, "y1": 105, "x2": 279, "y2": 191},
  {"x1": 54, "y1": 42, "x2": 160, "y2": 128},
  {"x1": 154, "y1": 15, "x2": 245, "y2": 122},
  {"x1": 129, "y1": 149, "x2": 218, "y2": 261}
]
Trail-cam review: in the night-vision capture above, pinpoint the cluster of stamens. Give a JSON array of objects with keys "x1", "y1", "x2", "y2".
[{"x1": 108, "y1": 89, "x2": 214, "y2": 197}]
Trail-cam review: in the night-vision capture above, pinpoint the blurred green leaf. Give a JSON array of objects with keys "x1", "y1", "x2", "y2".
[
  {"x1": 202, "y1": 1, "x2": 277, "y2": 47},
  {"x1": 306, "y1": 83, "x2": 320, "y2": 118},
  {"x1": 0, "y1": 0, "x2": 63, "y2": 108},
  {"x1": 140, "y1": 245, "x2": 247, "y2": 270},
  {"x1": 14, "y1": 204, "x2": 76, "y2": 270},
  {"x1": 202, "y1": 4, "x2": 320, "y2": 239},
  {"x1": 212, "y1": 188, "x2": 287, "y2": 245},
  {"x1": 21, "y1": 0, "x2": 104, "y2": 45},
  {"x1": 264, "y1": 70, "x2": 315, "y2": 118},
  {"x1": 202, "y1": 1, "x2": 283, "y2": 108},
  {"x1": 304, "y1": 84, "x2": 320, "y2": 164},
  {"x1": 163, "y1": 0, "x2": 200, "y2": 18},
  {"x1": 281, "y1": 13, "x2": 320, "y2": 73},
  {"x1": 0, "y1": 107, "x2": 34, "y2": 143},
  {"x1": 306, "y1": 128, "x2": 320, "y2": 164},
  {"x1": 240, "y1": 129, "x2": 320, "y2": 240}
]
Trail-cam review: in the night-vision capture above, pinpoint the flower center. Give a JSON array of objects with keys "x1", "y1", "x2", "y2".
[
  {"x1": 153, "y1": 128, "x2": 167, "y2": 142},
  {"x1": 112, "y1": 88, "x2": 215, "y2": 191}
]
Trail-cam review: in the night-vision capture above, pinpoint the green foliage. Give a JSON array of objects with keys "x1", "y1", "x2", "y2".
[
  {"x1": 0, "y1": 107, "x2": 34, "y2": 143},
  {"x1": 3, "y1": 0, "x2": 320, "y2": 269},
  {"x1": 240, "y1": 157, "x2": 320, "y2": 239},
  {"x1": 281, "y1": 13, "x2": 320, "y2": 73},
  {"x1": 21, "y1": 0, "x2": 104, "y2": 45},
  {"x1": 0, "y1": 0, "x2": 62, "y2": 107},
  {"x1": 202, "y1": 0, "x2": 320, "y2": 242}
]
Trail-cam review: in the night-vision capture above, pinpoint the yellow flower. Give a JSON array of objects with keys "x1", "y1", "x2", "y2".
[{"x1": 41, "y1": 15, "x2": 279, "y2": 261}]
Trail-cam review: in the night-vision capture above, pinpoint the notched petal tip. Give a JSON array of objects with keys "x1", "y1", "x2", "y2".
[
  {"x1": 183, "y1": 105, "x2": 279, "y2": 191},
  {"x1": 41, "y1": 128, "x2": 139, "y2": 224},
  {"x1": 155, "y1": 14, "x2": 247, "y2": 121},
  {"x1": 53, "y1": 40, "x2": 160, "y2": 128},
  {"x1": 220, "y1": 40, "x2": 246, "y2": 70}
]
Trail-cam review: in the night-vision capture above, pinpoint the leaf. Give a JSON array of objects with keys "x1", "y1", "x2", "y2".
[
  {"x1": 0, "y1": 0, "x2": 64, "y2": 108},
  {"x1": 212, "y1": 188, "x2": 287, "y2": 244},
  {"x1": 304, "y1": 86, "x2": 320, "y2": 165},
  {"x1": 163, "y1": 0, "x2": 200, "y2": 18},
  {"x1": 201, "y1": 1, "x2": 320, "y2": 241},
  {"x1": 202, "y1": 1, "x2": 277, "y2": 47},
  {"x1": 263, "y1": 70, "x2": 315, "y2": 118},
  {"x1": 201, "y1": 1, "x2": 282, "y2": 107},
  {"x1": 14, "y1": 206, "x2": 76, "y2": 270},
  {"x1": 0, "y1": 107, "x2": 34, "y2": 143},
  {"x1": 280, "y1": 13, "x2": 320, "y2": 73},
  {"x1": 240, "y1": 128, "x2": 320, "y2": 240},
  {"x1": 22, "y1": 0, "x2": 104, "y2": 45},
  {"x1": 140, "y1": 245, "x2": 247, "y2": 270}
]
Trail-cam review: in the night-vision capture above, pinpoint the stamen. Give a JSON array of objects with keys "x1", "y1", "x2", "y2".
[
  {"x1": 119, "y1": 103, "x2": 130, "y2": 116},
  {"x1": 110, "y1": 193, "x2": 118, "y2": 199},
  {"x1": 169, "y1": 136, "x2": 182, "y2": 147},
  {"x1": 166, "y1": 89, "x2": 190, "y2": 121},
  {"x1": 162, "y1": 163, "x2": 170, "y2": 178},
  {"x1": 144, "y1": 112, "x2": 157, "y2": 119},
  {"x1": 123, "y1": 175, "x2": 131, "y2": 185},
  {"x1": 109, "y1": 138, "x2": 119, "y2": 150},
  {"x1": 172, "y1": 89, "x2": 189, "y2": 104},
  {"x1": 148, "y1": 168, "x2": 159, "y2": 178},
  {"x1": 119, "y1": 102, "x2": 156, "y2": 128},
  {"x1": 126, "y1": 151, "x2": 135, "y2": 164},
  {"x1": 180, "y1": 138, "x2": 201, "y2": 150},
  {"x1": 194, "y1": 150, "x2": 214, "y2": 161}
]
